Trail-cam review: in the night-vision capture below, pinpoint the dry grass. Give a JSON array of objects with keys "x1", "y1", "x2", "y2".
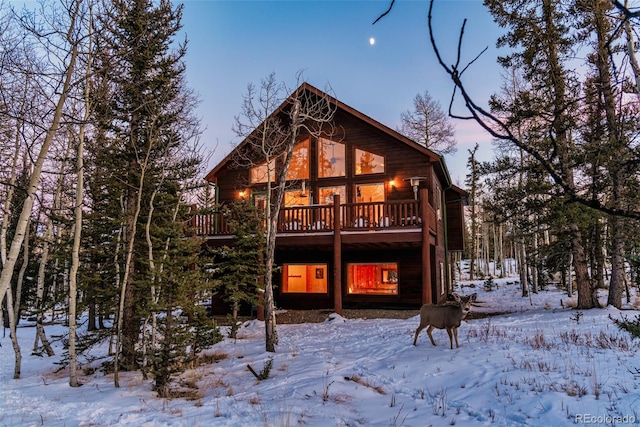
[
  {"x1": 344, "y1": 374, "x2": 387, "y2": 395},
  {"x1": 198, "y1": 351, "x2": 229, "y2": 365}
]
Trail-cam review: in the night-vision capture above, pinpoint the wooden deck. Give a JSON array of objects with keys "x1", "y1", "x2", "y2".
[{"x1": 192, "y1": 199, "x2": 436, "y2": 237}]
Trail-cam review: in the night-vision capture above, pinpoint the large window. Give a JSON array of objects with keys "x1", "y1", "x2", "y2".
[
  {"x1": 355, "y1": 182, "x2": 384, "y2": 203},
  {"x1": 318, "y1": 138, "x2": 345, "y2": 178},
  {"x1": 284, "y1": 189, "x2": 310, "y2": 207},
  {"x1": 319, "y1": 185, "x2": 346, "y2": 205},
  {"x1": 250, "y1": 161, "x2": 274, "y2": 184},
  {"x1": 249, "y1": 139, "x2": 309, "y2": 184},
  {"x1": 282, "y1": 264, "x2": 328, "y2": 293},
  {"x1": 286, "y1": 138, "x2": 310, "y2": 181},
  {"x1": 355, "y1": 148, "x2": 384, "y2": 175},
  {"x1": 347, "y1": 263, "x2": 398, "y2": 295}
]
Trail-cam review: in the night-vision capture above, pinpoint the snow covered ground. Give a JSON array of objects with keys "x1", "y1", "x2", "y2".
[{"x1": 2, "y1": 279, "x2": 640, "y2": 426}]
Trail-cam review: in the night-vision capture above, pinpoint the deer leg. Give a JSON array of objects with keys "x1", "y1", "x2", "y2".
[
  {"x1": 453, "y1": 327, "x2": 459, "y2": 348},
  {"x1": 413, "y1": 324, "x2": 426, "y2": 346},
  {"x1": 426, "y1": 325, "x2": 437, "y2": 346},
  {"x1": 446, "y1": 328, "x2": 454, "y2": 349}
]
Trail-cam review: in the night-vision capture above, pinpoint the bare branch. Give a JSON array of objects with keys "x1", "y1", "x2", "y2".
[
  {"x1": 612, "y1": 0, "x2": 640, "y2": 18},
  {"x1": 427, "y1": 0, "x2": 640, "y2": 220},
  {"x1": 372, "y1": 0, "x2": 395, "y2": 25}
]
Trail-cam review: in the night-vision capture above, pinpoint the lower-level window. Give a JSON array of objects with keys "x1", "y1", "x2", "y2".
[
  {"x1": 347, "y1": 263, "x2": 398, "y2": 295},
  {"x1": 282, "y1": 264, "x2": 328, "y2": 293}
]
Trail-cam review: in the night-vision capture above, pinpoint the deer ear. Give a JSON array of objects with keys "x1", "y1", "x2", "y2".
[
  {"x1": 452, "y1": 293, "x2": 461, "y2": 302},
  {"x1": 470, "y1": 293, "x2": 477, "y2": 302}
]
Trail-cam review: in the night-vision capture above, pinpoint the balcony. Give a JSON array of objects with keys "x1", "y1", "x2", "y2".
[{"x1": 192, "y1": 199, "x2": 435, "y2": 236}]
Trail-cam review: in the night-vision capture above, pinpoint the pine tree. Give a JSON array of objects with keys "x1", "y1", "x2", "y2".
[
  {"x1": 211, "y1": 200, "x2": 266, "y2": 335},
  {"x1": 465, "y1": 144, "x2": 480, "y2": 280},
  {"x1": 88, "y1": 0, "x2": 205, "y2": 386}
]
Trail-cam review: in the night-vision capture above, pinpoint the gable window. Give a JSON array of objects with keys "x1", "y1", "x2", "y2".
[
  {"x1": 249, "y1": 139, "x2": 309, "y2": 184},
  {"x1": 250, "y1": 161, "x2": 275, "y2": 184},
  {"x1": 286, "y1": 138, "x2": 310, "y2": 181},
  {"x1": 355, "y1": 148, "x2": 384, "y2": 175},
  {"x1": 318, "y1": 138, "x2": 345, "y2": 178},
  {"x1": 282, "y1": 264, "x2": 328, "y2": 293},
  {"x1": 347, "y1": 263, "x2": 398, "y2": 295}
]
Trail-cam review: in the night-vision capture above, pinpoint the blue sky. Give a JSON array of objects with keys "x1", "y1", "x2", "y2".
[{"x1": 180, "y1": 0, "x2": 507, "y2": 185}]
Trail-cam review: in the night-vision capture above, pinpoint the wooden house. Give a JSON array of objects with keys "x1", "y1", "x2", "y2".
[{"x1": 196, "y1": 83, "x2": 466, "y2": 313}]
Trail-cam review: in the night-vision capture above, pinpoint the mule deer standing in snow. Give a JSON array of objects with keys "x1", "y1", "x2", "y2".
[{"x1": 412, "y1": 293, "x2": 477, "y2": 349}]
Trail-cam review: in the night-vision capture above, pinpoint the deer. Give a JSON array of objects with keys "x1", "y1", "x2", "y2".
[{"x1": 412, "y1": 293, "x2": 477, "y2": 349}]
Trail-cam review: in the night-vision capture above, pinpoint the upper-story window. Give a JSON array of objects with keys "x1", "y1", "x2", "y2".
[
  {"x1": 355, "y1": 148, "x2": 385, "y2": 175},
  {"x1": 318, "y1": 138, "x2": 346, "y2": 178},
  {"x1": 250, "y1": 160, "x2": 275, "y2": 184},
  {"x1": 286, "y1": 138, "x2": 310, "y2": 181},
  {"x1": 249, "y1": 139, "x2": 310, "y2": 184}
]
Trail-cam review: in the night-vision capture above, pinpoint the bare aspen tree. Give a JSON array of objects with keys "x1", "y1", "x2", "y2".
[
  {"x1": 234, "y1": 73, "x2": 336, "y2": 352},
  {"x1": 0, "y1": 0, "x2": 83, "y2": 311},
  {"x1": 0, "y1": 10, "x2": 28, "y2": 335},
  {"x1": 615, "y1": 0, "x2": 640, "y2": 95},
  {"x1": 5, "y1": 283, "x2": 21, "y2": 378},
  {"x1": 33, "y1": 142, "x2": 71, "y2": 357},
  {"x1": 68, "y1": 1, "x2": 95, "y2": 387},
  {"x1": 0, "y1": 1, "x2": 88, "y2": 381},
  {"x1": 113, "y1": 120, "x2": 155, "y2": 387},
  {"x1": 397, "y1": 90, "x2": 457, "y2": 155}
]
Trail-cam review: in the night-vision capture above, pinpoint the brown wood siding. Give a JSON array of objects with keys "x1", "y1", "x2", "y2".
[{"x1": 445, "y1": 190, "x2": 466, "y2": 252}]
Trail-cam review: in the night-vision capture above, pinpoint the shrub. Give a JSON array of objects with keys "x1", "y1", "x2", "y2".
[
  {"x1": 610, "y1": 314, "x2": 640, "y2": 339},
  {"x1": 484, "y1": 276, "x2": 495, "y2": 292}
]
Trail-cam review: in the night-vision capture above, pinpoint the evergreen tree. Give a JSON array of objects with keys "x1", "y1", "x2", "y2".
[
  {"x1": 88, "y1": 0, "x2": 206, "y2": 388},
  {"x1": 211, "y1": 200, "x2": 266, "y2": 335},
  {"x1": 145, "y1": 188, "x2": 220, "y2": 397},
  {"x1": 465, "y1": 144, "x2": 480, "y2": 280}
]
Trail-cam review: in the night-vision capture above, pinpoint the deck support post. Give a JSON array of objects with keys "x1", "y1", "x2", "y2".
[
  {"x1": 420, "y1": 188, "x2": 431, "y2": 305},
  {"x1": 333, "y1": 194, "x2": 342, "y2": 314}
]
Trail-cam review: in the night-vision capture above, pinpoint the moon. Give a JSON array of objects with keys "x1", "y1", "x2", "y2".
[{"x1": 369, "y1": 37, "x2": 375, "y2": 46}]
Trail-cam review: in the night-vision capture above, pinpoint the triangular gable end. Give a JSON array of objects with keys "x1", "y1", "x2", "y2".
[{"x1": 204, "y1": 82, "x2": 451, "y2": 184}]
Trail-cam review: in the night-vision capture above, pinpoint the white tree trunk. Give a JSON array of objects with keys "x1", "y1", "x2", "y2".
[
  {"x1": 1, "y1": 121, "x2": 22, "y2": 268},
  {"x1": 69, "y1": 13, "x2": 93, "y2": 383},
  {"x1": 0, "y1": 10, "x2": 81, "y2": 308},
  {"x1": 5, "y1": 287, "x2": 22, "y2": 379},
  {"x1": 33, "y1": 142, "x2": 70, "y2": 357},
  {"x1": 624, "y1": 0, "x2": 640, "y2": 96}
]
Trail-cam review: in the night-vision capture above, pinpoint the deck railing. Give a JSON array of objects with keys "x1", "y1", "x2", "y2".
[{"x1": 192, "y1": 199, "x2": 423, "y2": 236}]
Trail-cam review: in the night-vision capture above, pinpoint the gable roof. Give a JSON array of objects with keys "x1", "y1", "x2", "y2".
[{"x1": 205, "y1": 82, "x2": 456, "y2": 187}]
